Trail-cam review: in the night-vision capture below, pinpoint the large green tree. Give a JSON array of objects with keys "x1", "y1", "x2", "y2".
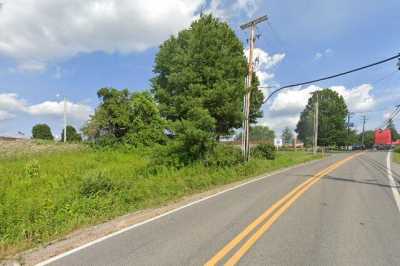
[
  {"x1": 32, "y1": 124, "x2": 54, "y2": 140},
  {"x1": 281, "y1": 127, "x2": 293, "y2": 145},
  {"x1": 358, "y1": 130, "x2": 375, "y2": 148},
  {"x1": 151, "y1": 14, "x2": 264, "y2": 139},
  {"x1": 83, "y1": 88, "x2": 166, "y2": 146},
  {"x1": 296, "y1": 89, "x2": 348, "y2": 147},
  {"x1": 61, "y1": 125, "x2": 82, "y2": 142}
]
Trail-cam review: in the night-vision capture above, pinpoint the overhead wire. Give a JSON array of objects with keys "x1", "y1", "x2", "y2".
[{"x1": 263, "y1": 53, "x2": 400, "y2": 104}]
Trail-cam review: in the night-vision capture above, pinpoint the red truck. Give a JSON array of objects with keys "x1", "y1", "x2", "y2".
[{"x1": 374, "y1": 128, "x2": 400, "y2": 149}]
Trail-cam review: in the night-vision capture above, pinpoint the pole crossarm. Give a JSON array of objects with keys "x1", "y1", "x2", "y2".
[{"x1": 240, "y1": 15, "x2": 268, "y2": 30}]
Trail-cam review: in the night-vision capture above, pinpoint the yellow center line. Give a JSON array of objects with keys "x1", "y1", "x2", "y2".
[{"x1": 205, "y1": 153, "x2": 363, "y2": 266}]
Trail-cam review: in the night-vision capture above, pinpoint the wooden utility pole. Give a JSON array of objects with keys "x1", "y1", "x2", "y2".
[
  {"x1": 240, "y1": 15, "x2": 267, "y2": 161},
  {"x1": 313, "y1": 93, "x2": 319, "y2": 155},
  {"x1": 346, "y1": 112, "x2": 354, "y2": 150},
  {"x1": 361, "y1": 115, "x2": 367, "y2": 148}
]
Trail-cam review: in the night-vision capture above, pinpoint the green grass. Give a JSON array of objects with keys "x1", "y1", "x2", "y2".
[
  {"x1": 0, "y1": 147, "x2": 321, "y2": 258},
  {"x1": 394, "y1": 152, "x2": 400, "y2": 164}
]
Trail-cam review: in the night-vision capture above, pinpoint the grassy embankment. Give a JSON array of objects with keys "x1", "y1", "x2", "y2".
[
  {"x1": 0, "y1": 142, "x2": 321, "y2": 258},
  {"x1": 394, "y1": 148, "x2": 400, "y2": 163}
]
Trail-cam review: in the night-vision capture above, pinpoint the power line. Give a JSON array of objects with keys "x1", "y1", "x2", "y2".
[
  {"x1": 382, "y1": 105, "x2": 400, "y2": 129},
  {"x1": 266, "y1": 21, "x2": 286, "y2": 50},
  {"x1": 263, "y1": 53, "x2": 400, "y2": 104}
]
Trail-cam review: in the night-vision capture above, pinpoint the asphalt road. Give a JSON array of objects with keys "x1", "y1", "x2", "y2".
[{"x1": 40, "y1": 151, "x2": 400, "y2": 266}]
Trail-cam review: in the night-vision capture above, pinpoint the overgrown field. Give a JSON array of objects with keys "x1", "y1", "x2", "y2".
[{"x1": 0, "y1": 144, "x2": 321, "y2": 258}]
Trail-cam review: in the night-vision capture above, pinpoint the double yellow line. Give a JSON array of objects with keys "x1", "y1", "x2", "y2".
[{"x1": 205, "y1": 153, "x2": 362, "y2": 266}]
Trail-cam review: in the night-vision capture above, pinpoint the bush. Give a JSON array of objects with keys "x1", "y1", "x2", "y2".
[
  {"x1": 205, "y1": 144, "x2": 243, "y2": 167},
  {"x1": 93, "y1": 134, "x2": 120, "y2": 147},
  {"x1": 32, "y1": 124, "x2": 54, "y2": 140},
  {"x1": 394, "y1": 146, "x2": 400, "y2": 153},
  {"x1": 252, "y1": 143, "x2": 276, "y2": 160},
  {"x1": 80, "y1": 172, "x2": 114, "y2": 197},
  {"x1": 150, "y1": 142, "x2": 185, "y2": 169}
]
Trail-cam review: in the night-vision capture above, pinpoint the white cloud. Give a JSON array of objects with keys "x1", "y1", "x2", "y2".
[
  {"x1": 234, "y1": 0, "x2": 261, "y2": 17},
  {"x1": 330, "y1": 84, "x2": 375, "y2": 112},
  {"x1": 269, "y1": 85, "x2": 317, "y2": 115},
  {"x1": 27, "y1": 101, "x2": 93, "y2": 121},
  {"x1": 0, "y1": 110, "x2": 15, "y2": 121},
  {"x1": 314, "y1": 52, "x2": 323, "y2": 60},
  {"x1": 314, "y1": 48, "x2": 333, "y2": 61},
  {"x1": 0, "y1": 0, "x2": 204, "y2": 68},
  {"x1": 0, "y1": 93, "x2": 27, "y2": 111},
  {"x1": 383, "y1": 112, "x2": 391, "y2": 120},
  {"x1": 0, "y1": 93, "x2": 92, "y2": 122},
  {"x1": 245, "y1": 48, "x2": 285, "y2": 92},
  {"x1": 325, "y1": 48, "x2": 333, "y2": 55},
  {"x1": 17, "y1": 61, "x2": 47, "y2": 72}
]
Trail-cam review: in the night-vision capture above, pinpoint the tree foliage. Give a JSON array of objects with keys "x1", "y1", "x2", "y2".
[
  {"x1": 358, "y1": 130, "x2": 375, "y2": 148},
  {"x1": 236, "y1": 125, "x2": 275, "y2": 142},
  {"x1": 152, "y1": 14, "x2": 264, "y2": 139},
  {"x1": 83, "y1": 88, "x2": 166, "y2": 146},
  {"x1": 281, "y1": 127, "x2": 293, "y2": 145},
  {"x1": 387, "y1": 119, "x2": 399, "y2": 141},
  {"x1": 61, "y1": 125, "x2": 82, "y2": 142},
  {"x1": 296, "y1": 89, "x2": 348, "y2": 147},
  {"x1": 32, "y1": 124, "x2": 54, "y2": 140}
]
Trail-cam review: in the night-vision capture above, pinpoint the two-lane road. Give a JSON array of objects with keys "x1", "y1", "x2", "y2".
[{"x1": 39, "y1": 151, "x2": 400, "y2": 266}]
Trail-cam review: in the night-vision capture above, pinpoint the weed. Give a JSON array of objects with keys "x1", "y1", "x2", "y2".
[{"x1": 24, "y1": 160, "x2": 40, "y2": 178}]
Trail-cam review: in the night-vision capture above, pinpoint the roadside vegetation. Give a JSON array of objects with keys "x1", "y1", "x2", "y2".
[
  {"x1": 394, "y1": 147, "x2": 400, "y2": 163},
  {"x1": 0, "y1": 144, "x2": 321, "y2": 257}
]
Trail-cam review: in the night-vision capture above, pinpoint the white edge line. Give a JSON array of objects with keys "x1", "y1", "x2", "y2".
[
  {"x1": 36, "y1": 156, "x2": 325, "y2": 266},
  {"x1": 386, "y1": 151, "x2": 400, "y2": 212}
]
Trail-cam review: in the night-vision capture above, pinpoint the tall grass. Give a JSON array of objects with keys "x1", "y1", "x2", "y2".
[
  {"x1": 0, "y1": 147, "x2": 320, "y2": 258},
  {"x1": 394, "y1": 147, "x2": 400, "y2": 163}
]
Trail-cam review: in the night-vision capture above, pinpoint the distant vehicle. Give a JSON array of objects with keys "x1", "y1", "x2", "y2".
[
  {"x1": 374, "y1": 128, "x2": 399, "y2": 150},
  {"x1": 351, "y1": 144, "x2": 364, "y2": 150}
]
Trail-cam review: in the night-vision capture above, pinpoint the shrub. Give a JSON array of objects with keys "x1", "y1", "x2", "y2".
[
  {"x1": 24, "y1": 160, "x2": 40, "y2": 178},
  {"x1": 32, "y1": 124, "x2": 54, "y2": 140},
  {"x1": 205, "y1": 144, "x2": 243, "y2": 167},
  {"x1": 150, "y1": 142, "x2": 185, "y2": 169},
  {"x1": 94, "y1": 134, "x2": 119, "y2": 147},
  {"x1": 252, "y1": 143, "x2": 276, "y2": 160},
  {"x1": 394, "y1": 146, "x2": 400, "y2": 153},
  {"x1": 80, "y1": 172, "x2": 114, "y2": 197}
]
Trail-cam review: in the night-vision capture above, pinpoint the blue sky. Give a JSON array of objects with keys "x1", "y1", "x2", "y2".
[{"x1": 0, "y1": 0, "x2": 399, "y2": 138}]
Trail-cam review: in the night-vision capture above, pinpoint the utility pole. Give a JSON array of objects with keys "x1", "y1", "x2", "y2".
[
  {"x1": 240, "y1": 15, "x2": 268, "y2": 161},
  {"x1": 346, "y1": 112, "x2": 354, "y2": 150},
  {"x1": 313, "y1": 92, "x2": 319, "y2": 155},
  {"x1": 63, "y1": 97, "x2": 67, "y2": 143},
  {"x1": 361, "y1": 115, "x2": 366, "y2": 149}
]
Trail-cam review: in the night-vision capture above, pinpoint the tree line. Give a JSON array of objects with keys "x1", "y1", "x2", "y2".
[
  {"x1": 31, "y1": 14, "x2": 398, "y2": 153},
  {"x1": 31, "y1": 124, "x2": 82, "y2": 142}
]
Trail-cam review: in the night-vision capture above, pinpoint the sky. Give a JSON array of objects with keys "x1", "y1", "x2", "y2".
[{"x1": 0, "y1": 0, "x2": 399, "y2": 139}]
